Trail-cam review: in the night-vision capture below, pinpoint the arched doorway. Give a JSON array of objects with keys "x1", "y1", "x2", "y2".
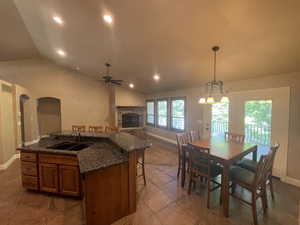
[
  {"x1": 19, "y1": 94, "x2": 30, "y2": 147},
  {"x1": 37, "y1": 97, "x2": 62, "y2": 136}
]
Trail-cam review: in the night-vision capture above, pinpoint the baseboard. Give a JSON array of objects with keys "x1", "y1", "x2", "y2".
[
  {"x1": 282, "y1": 176, "x2": 300, "y2": 188},
  {"x1": 0, "y1": 153, "x2": 20, "y2": 170},
  {"x1": 146, "y1": 132, "x2": 177, "y2": 145},
  {"x1": 24, "y1": 138, "x2": 40, "y2": 146}
]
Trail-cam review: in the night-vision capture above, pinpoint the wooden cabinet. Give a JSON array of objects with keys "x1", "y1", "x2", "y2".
[
  {"x1": 21, "y1": 161, "x2": 38, "y2": 176},
  {"x1": 22, "y1": 175, "x2": 38, "y2": 190},
  {"x1": 21, "y1": 152, "x2": 39, "y2": 190},
  {"x1": 20, "y1": 152, "x2": 81, "y2": 197},
  {"x1": 39, "y1": 163, "x2": 59, "y2": 193},
  {"x1": 59, "y1": 165, "x2": 80, "y2": 196}
]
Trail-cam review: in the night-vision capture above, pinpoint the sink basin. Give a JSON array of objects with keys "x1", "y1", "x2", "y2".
[{"x1": 47, "y1": 142, "x2": 92, "y2": 151}]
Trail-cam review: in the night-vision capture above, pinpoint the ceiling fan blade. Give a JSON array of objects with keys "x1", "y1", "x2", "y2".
[
  {"x1": 111, "y1": 81, "x2": 122, "y2": 85},
  {"x1": 111, "y1": 79, "x2": 123, "y2": 82}
]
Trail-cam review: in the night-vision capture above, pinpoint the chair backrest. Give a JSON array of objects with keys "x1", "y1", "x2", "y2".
[
  {"x1": 267, "y1": 143, "x2": 280, "y2": 175},
  {"x1": 105, "y1": 126, "x2": 119, "y2": 132},
  {"x1": 225, "y1": 132, "x2": 245, "y2": 143},
  {"x1": 188, "y1": 130, "x2": 200, "y2": 142},
  {"x1": 72, "y1": 125, "x2": 86, "y2": 132},
  {"x1": 89, "y1": 126, "x2": 103, "y2": 133},
  {"x1": 253, "y1": 145, "x2": 279, "y2": 187},
  {"x1": 186, "y1": 144, "x2": 211, "y2": 176},
  {"x1": 176, "y1": 132, "x2": 190, "y2": 156}
]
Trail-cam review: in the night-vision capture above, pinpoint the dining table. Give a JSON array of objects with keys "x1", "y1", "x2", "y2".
[{"x1": 182, "y1": 137, "x2": 257, "y2": 217}]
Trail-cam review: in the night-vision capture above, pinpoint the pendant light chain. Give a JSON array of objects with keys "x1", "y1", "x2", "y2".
[{"x1": 214, "y1": 49, "x2": 217, "y2": 82}]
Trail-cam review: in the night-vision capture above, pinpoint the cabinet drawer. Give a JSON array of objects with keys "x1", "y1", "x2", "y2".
[
  {"x1": 22, "y1": 175, "x2": 38, "y2": 190},
  {"x1": 39, "y1": 153, "x2": 78, "y2": 166},
  {"x1": 21, "y1": 152, "x2": 37, "y2": 162},
  {"x1": 21, "y1": 161, "x2": 38, "y2": 176}
]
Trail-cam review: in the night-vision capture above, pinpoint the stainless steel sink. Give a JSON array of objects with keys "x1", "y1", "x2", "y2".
[{"x1": 47, "y1": 142, "x2": 92, "y2": 151}]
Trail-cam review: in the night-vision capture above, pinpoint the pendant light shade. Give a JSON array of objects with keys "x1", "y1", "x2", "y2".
[{"x1": 199, "y1": 46, "x2": 229, "y2": 104}]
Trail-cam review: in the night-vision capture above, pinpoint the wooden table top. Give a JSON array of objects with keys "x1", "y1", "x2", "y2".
[{"x1": 189, "y1": 137, "x2": 257, "y2": 162}]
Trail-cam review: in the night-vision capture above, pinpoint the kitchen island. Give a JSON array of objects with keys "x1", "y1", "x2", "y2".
[{"x1": 18, "y1": 131, "x2": 151, "y2": 225}]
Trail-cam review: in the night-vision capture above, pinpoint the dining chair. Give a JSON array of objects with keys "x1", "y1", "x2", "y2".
[
  {"x1": 236, "y1": 144, "x2": 279, "y2": 199},
  {"x1": 88, "y1": 126, "x2": 103, "y2": 133},
  {"x1": 186, "y1": 144, "x2": 222, "y2": 209},
  {"x1": 105, "y1": 126, "x2": 119, "y2": 132},
  {"x1": 225, "y1": 132, "x2": 245, "y2": 143},
  {"x1": 188, "y1": 130, "x2": 200, "y2": 142},
  {"x1": 229, "y1": 151, "x2": 273, "y2": 225},
  {"x1": 72, "y1": 125, "x2": 86, "y2": 132},
  {"x1": 176, "y1": 132, "x2": 190, "y2": 178}
]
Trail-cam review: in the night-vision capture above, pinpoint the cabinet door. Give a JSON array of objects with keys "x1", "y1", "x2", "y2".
[
  {"x1": 59, "y1": 165, "x2": 80, "y2": 196},
  {"x1": 39, "y1": 163, "x2": 59, "y2": 193}
]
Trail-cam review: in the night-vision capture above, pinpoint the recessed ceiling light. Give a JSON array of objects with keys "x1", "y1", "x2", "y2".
[
  {"x1": 103, "y1": 15, "x2": 113, "y2": 24},
  {"x1": 53, "y1": 16, "x2": 63, "y2": 25},
  {"x1": 153, "y1": 74, "x2": 160, "y2": 81},
  {"x1": 129, "y1": 83, "x2": 134, "y2": 88},
  {"x1": 56, "y1": 49, "x2": 66, "y2": 57}
]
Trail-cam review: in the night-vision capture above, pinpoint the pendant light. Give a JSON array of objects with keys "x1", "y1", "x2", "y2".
[{"x1": 199, "y1": 46, "x2": 229, "y2": 104}]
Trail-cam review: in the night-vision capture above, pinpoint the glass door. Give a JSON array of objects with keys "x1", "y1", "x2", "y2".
[
  {"x1": 211, "y1": 103, "x2": 229, "y2": 137},
  {"x1": 244, "y1": 100, "x2": 272, "y2": 158}
]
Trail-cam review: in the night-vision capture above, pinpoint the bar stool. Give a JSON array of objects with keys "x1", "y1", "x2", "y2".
[
  {"x1": 89, "y1": 126, "x2": 103, "y2": 133},
  {"x1": 137, "y1": 149, "x2": 146, "y2": 185},
  {"x1": 72, "y1": 125, "x2": 86, "y2": 132}
]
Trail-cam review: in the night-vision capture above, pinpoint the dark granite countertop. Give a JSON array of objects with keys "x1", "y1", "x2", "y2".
[
  {"x1": 18, "y1": 131, "x2": 151, "y2": 174},
  {"x1": 50, "y1": 131, "x2": 151, "y2": 152}
]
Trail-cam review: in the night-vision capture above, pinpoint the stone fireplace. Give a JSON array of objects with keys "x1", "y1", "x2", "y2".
[{"x1": 117, "y1": 106, "x2": 144, "y2": 129}]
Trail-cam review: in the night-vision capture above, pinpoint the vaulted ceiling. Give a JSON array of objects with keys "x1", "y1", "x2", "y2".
[
  {"x1": 2, "y1": 0, "x2": 300, "y2": 93},
  {"x1": 0, "y1": 0, "x2": 39, "y2": 61}
]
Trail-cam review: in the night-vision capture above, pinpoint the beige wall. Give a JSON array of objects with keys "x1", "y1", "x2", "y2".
[
  {"x1": 115, "y1": 86, "x2": 145, "y2": 107},
  {"x1": 0, "y1": 81, "x2": 16, "y2": 164},
  {"x1": 146, "y1": 72, "x2": 300, "y2": 181},
  {"x1": 0, "y1": 58, "x2": 111, "y2": 141},
  {"x1": 0, "y1": 58, "x2": 144, "y2": 165}
]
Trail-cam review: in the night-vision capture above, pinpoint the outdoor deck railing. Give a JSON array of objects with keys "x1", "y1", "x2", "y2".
[{"x1": 211, "y1": 121, "x2": 271, "y2": 146}]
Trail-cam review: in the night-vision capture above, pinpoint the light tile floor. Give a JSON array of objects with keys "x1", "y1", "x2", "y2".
[{"x1": 0, "y1": 140, "x2": 299, "y2": 225}]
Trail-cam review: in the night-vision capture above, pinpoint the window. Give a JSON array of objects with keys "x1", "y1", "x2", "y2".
[
  {"x1": 146, "y1": 100, "x2": 155, "y2": 125},
  {"x1": 157, "y1": 99, "x2": 168, "y2": 128},
  {"x1": 171, "y1": 98, "x2": 186, "y2": 131}
]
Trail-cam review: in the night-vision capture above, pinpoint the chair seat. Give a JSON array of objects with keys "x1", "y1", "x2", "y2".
[
  {"x1": 237, "y1": 159, "x2": 258, "y2": 172},
  {"x1": 230, "y1": 166, "x2": 255, "y2": 185},
  {"x1": 192, "y1": 162, "x2": 222, "y2": 178}
]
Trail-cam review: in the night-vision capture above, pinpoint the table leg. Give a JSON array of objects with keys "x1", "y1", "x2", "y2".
[
  {"x1": 253, "y1": 146, "x2": 258, "y2": 162},
  {"x1": 181, "y1": 148, "x2": 186, "y2": 188},
  {"x1": 222, "y1": 164, "x2": 230, "y2": 217}
]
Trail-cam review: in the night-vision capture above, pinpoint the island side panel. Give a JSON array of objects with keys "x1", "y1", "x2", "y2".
[{"x1": 84, "y1": 162, "x2": 130, "y2": 225}]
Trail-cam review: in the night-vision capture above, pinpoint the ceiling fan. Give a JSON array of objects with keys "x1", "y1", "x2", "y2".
[{"x1": 101, "y1": 63, "x2": 123, "y2": 86}]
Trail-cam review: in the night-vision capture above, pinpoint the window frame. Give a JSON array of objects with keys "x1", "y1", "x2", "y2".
[
  {"x1": 170, "y1": 97, "x2": 187, "y2": 132},
  {"x1": 146, "y1": 99, "x2": 156, "y2": 126},
  {"x1": 156, "y1": 98, "x2": 169, "y2": 129}
]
